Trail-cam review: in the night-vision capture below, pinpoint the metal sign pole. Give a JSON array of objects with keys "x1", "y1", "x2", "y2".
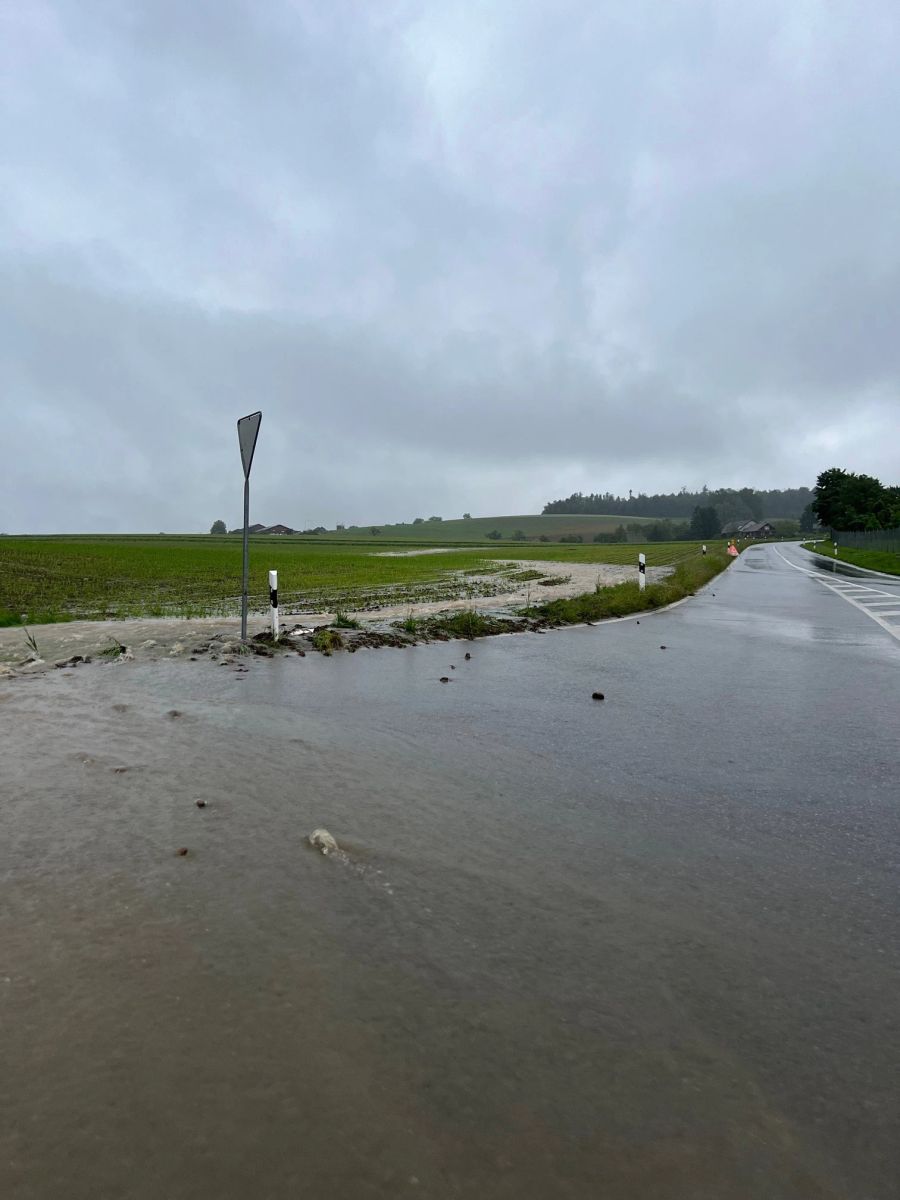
[
  {"x1": 237, "y1": 411, "x2": 262, "y2": 643},
  {"x1": 241, "y1": 475, "x2": 250, "y2": 640}
]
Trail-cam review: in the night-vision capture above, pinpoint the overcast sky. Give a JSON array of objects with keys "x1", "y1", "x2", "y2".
[{"x1": 2, "y1": 0, "x2": 899, "y2": 532}]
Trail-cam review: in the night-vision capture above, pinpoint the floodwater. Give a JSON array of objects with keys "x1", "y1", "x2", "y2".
[{"x1": 2, "y1": 555, "x2": 899, "y2": 1199}]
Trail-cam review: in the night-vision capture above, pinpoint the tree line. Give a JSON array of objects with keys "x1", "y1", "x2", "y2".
[{"x1": 543, "y1": 485, "x2": 812, "y2": 522}]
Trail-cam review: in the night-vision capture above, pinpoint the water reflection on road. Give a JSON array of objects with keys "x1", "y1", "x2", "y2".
[{"x1": 802, "y1": 545, "x2": 900, "y2": 585}]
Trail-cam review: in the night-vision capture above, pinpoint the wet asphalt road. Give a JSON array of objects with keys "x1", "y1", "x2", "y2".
[{"x1": 1, "y1": 541, "x2": 899, "y2": 1199}]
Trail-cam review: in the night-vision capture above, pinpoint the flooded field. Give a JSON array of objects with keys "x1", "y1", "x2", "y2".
[
  {"x1": 2, "y1": 581, "x2": 899, "y2": 1198},
  {"x1": 0, "y1": 535, "x2": 697, "y2": 623}
]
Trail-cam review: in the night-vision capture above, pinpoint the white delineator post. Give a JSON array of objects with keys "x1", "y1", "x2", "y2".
[
  {"x1": 638, "y1": 552, "x2": 646, "y2": 591},
  {"x1": 269, "y1": 569, "x2": 279, "y2": 640}
]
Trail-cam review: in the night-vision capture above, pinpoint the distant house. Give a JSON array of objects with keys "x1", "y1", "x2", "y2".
[
  {"x1": 226, "y1": 522, "x2": 292, "y2": 534},
  {"x1": 721, "y1": 520, "x2": 775, "y2": 538}
]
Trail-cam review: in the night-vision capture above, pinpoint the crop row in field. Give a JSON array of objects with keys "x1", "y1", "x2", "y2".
[{"x1": 0, "y1": 536, "x2": 720, "y2": 623}]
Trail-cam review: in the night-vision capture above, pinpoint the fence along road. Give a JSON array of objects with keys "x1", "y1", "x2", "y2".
[
  {"x1": 831, "y1": 525, "x2": 900, "y2": 553},
  {"x1": 774, "y1": 543, "x2": 900, "y2": 643}
]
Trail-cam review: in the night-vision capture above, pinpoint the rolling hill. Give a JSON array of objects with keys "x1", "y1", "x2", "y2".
[{"x1": 325, "y1": 513, "x2": 660, "y2": 543}]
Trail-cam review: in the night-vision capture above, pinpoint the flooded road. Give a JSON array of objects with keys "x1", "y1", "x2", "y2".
[{"x1": 2, "y1": 544, "x2": 899, "y2": 1198}]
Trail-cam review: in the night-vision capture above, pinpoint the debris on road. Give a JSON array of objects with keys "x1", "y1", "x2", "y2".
[{"x1": 308, "y1": 829, "x2": 338, "y2": 855}]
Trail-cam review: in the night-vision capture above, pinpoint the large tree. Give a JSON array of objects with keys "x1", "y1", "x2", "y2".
[
  {"x1": 811, "y1": 468, "x2": 848, "y2": 527},
  {"x1": 812, "y1": 468, "x2": 899, "y2": 530},
  {"x1": 209, "y1": 519, "x2": 226, "y2": 534},
  {"x1": 689, "y1": 505, "x2": 720, "y2": 538}
]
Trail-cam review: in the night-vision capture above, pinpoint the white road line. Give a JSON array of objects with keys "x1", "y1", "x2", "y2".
[
  {"x1": 772, "y1": 547, "x2": 900, "y2": 644},
  {"x1": 806, "y1": 580, "x2": 897, "y2": 600}
]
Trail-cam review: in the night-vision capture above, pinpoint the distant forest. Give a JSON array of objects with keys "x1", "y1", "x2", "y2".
[{"x1": 543, "y1": 486, "x2": 812, "y2": 523}]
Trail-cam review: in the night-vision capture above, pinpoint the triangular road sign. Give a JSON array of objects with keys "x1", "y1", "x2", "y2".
[{"x1": 237, "y1": 411, "x2": 262, "y2": 478}]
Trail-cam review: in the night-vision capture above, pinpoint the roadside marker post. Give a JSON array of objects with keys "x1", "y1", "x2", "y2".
[
  {"x1": 638, "y1": 552, "x2": 646, "y2": 591},
  {"x1": 237, "y1": 411, "x2": 262, "y2": 642},
  {"x1": 269, "y1": 570, "x2": 279, "y2": 641}
]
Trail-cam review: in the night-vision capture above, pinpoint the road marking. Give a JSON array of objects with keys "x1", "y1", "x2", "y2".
[{"x1": 772, "y1": 547, "x2": 900, "y2": 644}]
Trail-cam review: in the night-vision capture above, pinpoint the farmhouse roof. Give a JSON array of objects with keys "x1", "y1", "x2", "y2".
[
  {"x1": 226, "y1": 522, "x2": 295, "y2": 534},
  {"x1": 739, "y1": 520, "x2": 772, "y2": 533},
  {"x1": 720, "y1": 519, "x2": 775, "y2": 536}
]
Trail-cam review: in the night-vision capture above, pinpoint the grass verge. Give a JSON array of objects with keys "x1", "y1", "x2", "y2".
[
  {"x1": 524, "y1": 548, "x2": 732, "y2": 625},
  {"x1": 419, "y1": 609, "x2": 506, "y2": 640},
  {"x1": 0, "y1": 609, "x2": 74, "y2": 628},
  {"x1": 802, "y1": 541, "x2": 900, "y2": 576}
]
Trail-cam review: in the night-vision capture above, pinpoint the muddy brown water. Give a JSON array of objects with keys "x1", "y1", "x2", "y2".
[{"x1": 2, "y1": 571, "x2": 898, "y2": 1199}]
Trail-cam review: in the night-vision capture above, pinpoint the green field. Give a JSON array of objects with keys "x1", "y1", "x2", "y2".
[
  {"x1": 0, "y1": 535, "x2": 720, "y2": 623},
  {"x1": 802, "y1": 540, "x2": 900, "y2": 576},
  {"x1": 324, "y1": 513, "x2": 659, "y2": 541}
]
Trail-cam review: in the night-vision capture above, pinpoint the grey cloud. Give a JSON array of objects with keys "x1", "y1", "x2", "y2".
[{"x1": 2, "y1": 0, "x2": 900, "y2": 532}]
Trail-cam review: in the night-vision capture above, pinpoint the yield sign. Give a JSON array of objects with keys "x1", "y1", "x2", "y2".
[{"x1": 237, "y1": 411, "x2": 262, "y2": 478}]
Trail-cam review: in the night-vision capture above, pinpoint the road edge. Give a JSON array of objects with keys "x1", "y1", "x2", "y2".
[{"x1": 800, "y1": 545, "x2": 900, "y2": 580}]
